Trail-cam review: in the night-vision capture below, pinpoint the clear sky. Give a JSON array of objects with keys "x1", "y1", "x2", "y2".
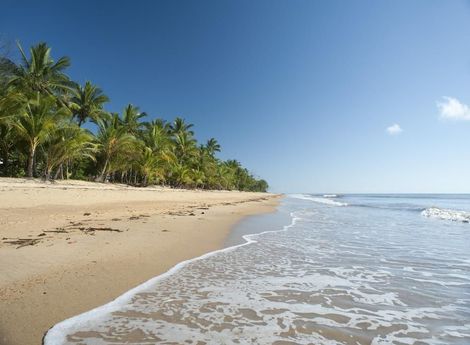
[{"x1": 2, "y1": 0, "x2": 470, "y2": 193}]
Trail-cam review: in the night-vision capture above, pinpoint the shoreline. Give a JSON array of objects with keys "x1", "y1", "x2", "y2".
[
  {"x1": 0, "y1": 178, "x2": 281, "y2": 345},
  {"x1": 44, "y1": 206, "x2": 294, "y2": 345}
]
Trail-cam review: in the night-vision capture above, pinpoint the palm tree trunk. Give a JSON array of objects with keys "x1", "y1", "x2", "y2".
[
  {"x1": 44, "y1": 166, "x2": 52, "y2": 181},
  {"x1": 54, "y1": 166, "x2": 61, "y2": 180},
  {"x1": 27, "y1": 146, "x2": 35, "y2": 178},
  {"x1": 97, "y1": 158, "x2": 109, "y2": 182}
]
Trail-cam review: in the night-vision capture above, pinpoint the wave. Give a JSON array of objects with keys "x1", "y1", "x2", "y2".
[
  {"x1": 290, "y1": 194, "x2": 348, "y2": 206},
  {"x1": 323, "y1": 194, "x2": 338, "y2": 198},
  {"x1": 43, "y1": 213, "x2": 299, "y2": 345},
  {"x1": 421, "y1": 207, "x2": 470, "y2": 223}
]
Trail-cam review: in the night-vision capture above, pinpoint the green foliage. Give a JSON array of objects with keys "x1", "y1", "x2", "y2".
[
  {"x1": 69, "y1": 81, "x2": 109, "y2": 126},
  {"x1": 0, "y1": 41, "x2": 268, "y2": 192}
]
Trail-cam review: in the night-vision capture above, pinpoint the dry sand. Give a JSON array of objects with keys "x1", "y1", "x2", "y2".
[{"x1": 0, "y1": 178, "x2": 281, "y2": 345}]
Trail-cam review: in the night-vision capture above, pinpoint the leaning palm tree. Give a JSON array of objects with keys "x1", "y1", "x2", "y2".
[
  {"x1": 95, "y1": 113, "x2": 138, "y2": 182},
  {"x1": 42, "y1": 125, "x2": 97, "y2": 180},
  {"x1": 7, "y1": 42, "x2": 74, "y2": 97},
  {"x1": 11, "y1": 93, "x2": 66, "y2": 177},
  {"x1": 69, "y1": 81, "x2": 109, "y2": 126}
]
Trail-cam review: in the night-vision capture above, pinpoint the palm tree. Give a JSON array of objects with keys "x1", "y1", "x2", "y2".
[
  {"x1": 205, "y1": 138, "x2": 221, "y2": 156},
  {"x1": 173, "y1": 131, "x2": 197, "y2": 165},
  {"x1": 7, "y1": 42, "x2": 74, "y2": 97},
  {"x1": 142, "y1": 119, "x2": 172, "y2": 152},
  {"x1": 137, "y1": 146, "x2": 159, "y2": 186},
  {"x1": 11, "y1": 93, "x2": 66, "y2": 177},
  {"x1": 121, "y1": 104, "x2": 146, "y2": 135},
  {"x1": 42, "y1": 125, "x2": 97, "y2": 180},
  {"x1": 0, "y1": 41, "x2": 269, "y2": 191},
  {"x1": 95, "y1": 113, "x2": 138, "y2": 182},
  {"x1": 70, "y1": 81, "x2": 109, "y2": 126},
  {"x1": 171, "y1": 162, "x2": 193, "y2": 187},
  {"x1": 141, "y1": 119, "x2": 175, "y2": 182},
  {"x1": 170, "y1": 117, "x2": 194, "y2": 136}
]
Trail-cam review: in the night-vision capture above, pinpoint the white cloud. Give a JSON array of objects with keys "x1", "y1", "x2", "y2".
[
  {"x1": 437, "y1": 96, "x2": 470, "y2": 120},
  {"x1": 386, "y1": 123, "x2": 403, "y2": 135}
]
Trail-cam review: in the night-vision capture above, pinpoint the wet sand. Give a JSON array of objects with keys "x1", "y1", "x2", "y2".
[{"x1": 0, "y1": 178, "x2": 281, "y2": 345}]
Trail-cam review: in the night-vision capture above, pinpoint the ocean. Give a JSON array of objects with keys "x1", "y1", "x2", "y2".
[{"x1": 44, "y1": 194, "x2": 470, "y2": 344}]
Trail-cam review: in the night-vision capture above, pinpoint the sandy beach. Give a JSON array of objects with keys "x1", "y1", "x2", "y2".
[{"x1": 0, "y1": 178, "x2": 281, "y2": 345}]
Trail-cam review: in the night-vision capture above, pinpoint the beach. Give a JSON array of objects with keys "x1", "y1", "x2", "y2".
[
  {"x1": 0, "y1": 178, "x2": 280, "y2": 345},
  {"x1": 43, "y1": 194, "x2": 470, "y2": 344}
]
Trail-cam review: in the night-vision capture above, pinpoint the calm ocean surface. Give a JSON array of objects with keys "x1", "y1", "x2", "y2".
[{"x1": 45, "y1": 194, "x2": 470, "y2": 344}]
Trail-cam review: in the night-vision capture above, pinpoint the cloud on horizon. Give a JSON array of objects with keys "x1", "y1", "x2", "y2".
[
  {"x1": 437, "y1": 96, "x2": 470, "y2": 121},
  {"x1": 386, "y1": 124, "x2": 403, "y2": 135}
]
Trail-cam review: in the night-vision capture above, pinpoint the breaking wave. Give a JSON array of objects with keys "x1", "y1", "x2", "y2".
[
  {"x1": 290, "y1": 194, "x2": 348, "y2": 206},
  {"x1": 422, "y1": 207, "x2": 470, "y2": 223}
]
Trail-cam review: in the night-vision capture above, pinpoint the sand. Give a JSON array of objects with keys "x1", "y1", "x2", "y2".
[{"x1": 0, "y1": 178, "x2": 281, "y2": 345}]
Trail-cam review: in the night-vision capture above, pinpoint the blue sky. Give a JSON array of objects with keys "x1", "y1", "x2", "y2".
[{"x1": 2, "y1": 0, "x2": 470, "y2": 193}]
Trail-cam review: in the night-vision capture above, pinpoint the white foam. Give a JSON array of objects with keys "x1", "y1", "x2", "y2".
[
  {"x1": 421, "y1": 207, "x2": 470, "y2": 223},
  {"x1": 290, "y1": 194, "x2": 348, "y2": 206},
  {"x1": 323, "y1": 194, "x2": 338, "y2": 198},
  {"x1": 43, "y1": 212, "x2": 300, "y2": 345},
  {"x1": 43, "y1": 197, "x2": 470, "y2": 345}
]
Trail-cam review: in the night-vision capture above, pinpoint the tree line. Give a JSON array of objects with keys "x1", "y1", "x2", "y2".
[{"x1": 0, "y1": 42, "x2": 268, "y2": 192}]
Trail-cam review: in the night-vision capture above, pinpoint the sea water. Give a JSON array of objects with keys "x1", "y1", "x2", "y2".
[{"x1": 44, "y1": 194, "x2": 470, "y2": 344}]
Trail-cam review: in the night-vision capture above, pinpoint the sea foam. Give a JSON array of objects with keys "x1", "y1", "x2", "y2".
[
  {"x1": 323, "y1": 194, "x2": 338, "y2": 198},
  {"x1": 290, "y1": 194, "x2": 348, "y2": 206},
  {"x1": 43, "y1": 195, "x2": 470, "y2": 345},
  {"x1": 421, "y1": 207, "x2": 470, "y2": 223}
]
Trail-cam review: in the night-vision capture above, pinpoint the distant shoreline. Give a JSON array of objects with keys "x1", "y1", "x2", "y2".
[{"x1": 0, "y1": 177, "x2": 281, "y2": 345}]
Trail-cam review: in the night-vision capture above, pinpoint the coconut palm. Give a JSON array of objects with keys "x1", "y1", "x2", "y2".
[
  {"x1": 170, "y1": 117, "x2": 194, "y2": 136},
  {"x1": 70, "y1": 81, "x2": 109, "y2": 126},
  {"x1": 95, "y1": 113, "x2": 138, "y2": 182},
  {"x1": 142, "y1": 119, "x2": 172, "y2": 152},
  {"x1": 173, "y1": 131, "x2": 197, "y2": 165},
  {"x1": 11, "y1": 93, "x2": 66, "y2": 177},
  {"x1": 7, "y1": 42, "x2": 74, "y2": 97},
  {"x1": 42, "y1": 125, "x2": 97, "y2": 180},
  {"x1": 205, "y1": 138, "x2": 221, "y2": 156},
  {"x1": 171, "y1": 162, "x2": 193, "y2": 187},
  {"x1": 137, "y1": 146, "x2": 159, "y2": 186},
  {"x1": 0, "y1": 42, "x2": 269, "y2": 192},
  {"x1": 121, "y1": 104, "x2": 146, "y2": 135}
]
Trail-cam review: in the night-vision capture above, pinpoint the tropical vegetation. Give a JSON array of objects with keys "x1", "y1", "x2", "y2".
[{"x1": 0, "y1": 42, "x2": 268, "y2": 192}]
